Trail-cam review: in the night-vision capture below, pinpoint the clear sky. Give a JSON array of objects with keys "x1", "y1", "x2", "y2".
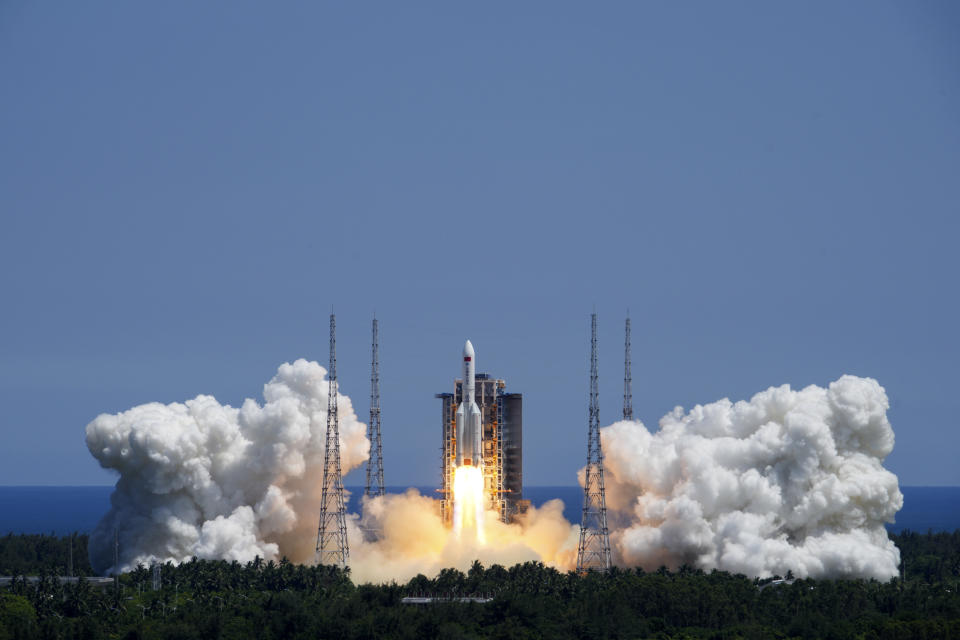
[{"x1": 1, "y1": 2, "x2": 958, "y2": 487}]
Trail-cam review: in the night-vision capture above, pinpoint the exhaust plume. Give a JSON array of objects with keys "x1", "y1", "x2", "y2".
[
  {"x1": 86, "y1": 359, "x2": 578, "y2": 579},
  {"x1": 87, "y1": 362, "x2": 901, "y2": 582},
  {"x1": 85, "y1": 359, "x2": 368, "y2": 573},
  {"x1": 597, "y1": 375, "x2": 903, "y2": 580},
  {"x1": 348, "y1": 491, "x2": 578, "y2": 584}
]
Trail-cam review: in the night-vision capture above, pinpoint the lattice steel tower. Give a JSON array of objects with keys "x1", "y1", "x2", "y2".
[
  {"x1": 316, "y1": 313, "x2": 349, "y2": 568},
  {"x1": 577, "y1": 312, "x2": 612, "y2": 573},
  {"x1": 623, "y1": 313, "x2": 633, "y2": 421},
  {"x1": 365, "y1": 315, "x2": 385, "y2": 498}
]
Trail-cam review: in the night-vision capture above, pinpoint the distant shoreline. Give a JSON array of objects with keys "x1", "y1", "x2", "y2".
[
  {"x1": 3, "y1": 486, "x2": 959, "y2": 535},
  {"x1": 4, "y1": 484, "x2": 959, "y2": 488}
]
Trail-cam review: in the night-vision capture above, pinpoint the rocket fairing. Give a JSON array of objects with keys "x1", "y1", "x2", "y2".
[{"x1": 456, "y1": 340, "x2": 483, "y2": 468}]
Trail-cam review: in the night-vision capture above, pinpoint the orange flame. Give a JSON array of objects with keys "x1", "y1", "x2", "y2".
[{"x1": 452, "y1": 465, "x2": 485, "y2": 544}]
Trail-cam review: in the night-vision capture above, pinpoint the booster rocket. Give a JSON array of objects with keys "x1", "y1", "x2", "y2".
[{"x1": 456, "y1": 340, "x2": 482, "y2": 467}]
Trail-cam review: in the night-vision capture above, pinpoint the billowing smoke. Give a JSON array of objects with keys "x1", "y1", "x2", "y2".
[
  {"x1": 86, "y1": 359, "x2": 577, "y2": 580},
  {"x1": 349, "y1": 491, "x2": 577, "y2": 584},
  {"x1": 88, "y1": 362, "x2": 901, "y2": 582},
  {"x1": 86, "y1": 359, "x2": 368, "y2": 573},
  {"x1": 597, "y1": 375, "x2": 903, "y2": 580}
]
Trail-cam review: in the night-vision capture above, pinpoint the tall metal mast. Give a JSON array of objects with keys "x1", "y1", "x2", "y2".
[
  {"x1": 577, "y1": 312, "x2": 612, "y2": 573},
  {"x1": 316, "y1": 313, "x2": 349, "y2": 568},
  {"x1": 113, "y1": 528, "x2": 119, "y2": 599},
  {"x1": 623, "y1": 313, "x2": 633, "y2": 421},
  {"x1": 365, "y1": 315, "x2": 385, "y2": 498}
]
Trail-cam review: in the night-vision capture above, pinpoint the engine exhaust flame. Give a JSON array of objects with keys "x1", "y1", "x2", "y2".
[{"x1": 452, "y1": 465, "x2": 485, "y2": 544}]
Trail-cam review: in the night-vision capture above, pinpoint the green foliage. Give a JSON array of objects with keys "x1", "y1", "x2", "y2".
[
  {"x1": 0, "y1": 594, "x2": 37, "y2": 640},
  {"x1": 0, "y1": 530, "x2": 958, "y2": 638},
  {"x1": 0, "y1": 534, "x2": 92, "y2": 577}
]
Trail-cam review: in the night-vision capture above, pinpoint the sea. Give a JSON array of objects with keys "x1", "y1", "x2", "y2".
[{"x1": 1, "y1": 486, "x2": 958, "y2": 536}]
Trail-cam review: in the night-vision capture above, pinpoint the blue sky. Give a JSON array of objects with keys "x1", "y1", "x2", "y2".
[{"x1": 1, "y1": 2, "x2": 958, "y2": 487}]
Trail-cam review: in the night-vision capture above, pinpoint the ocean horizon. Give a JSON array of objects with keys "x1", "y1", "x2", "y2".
[{"x1": 1, "y1": 485, "x2": 958, "y2": 536}]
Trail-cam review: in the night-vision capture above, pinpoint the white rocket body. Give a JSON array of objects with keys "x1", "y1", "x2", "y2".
[{"x1": 455, "y1": 340, "x2": 482, "y2": 467}]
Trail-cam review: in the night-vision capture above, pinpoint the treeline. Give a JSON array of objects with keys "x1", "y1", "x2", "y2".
[
  {"x1": 0, "y1": 531, "x2": 958, "y2": 639},
  {"x1": 894, "y1": 529, "x2": 960, "y2": 583},
  {"x1": 0, "y1": 533, "x2": 93, "y2": 577},
  {"x1": 4, "y1": 530, "x2": 959, "y2": 583}
]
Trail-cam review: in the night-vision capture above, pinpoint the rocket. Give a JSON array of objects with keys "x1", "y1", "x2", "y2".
[{"x1": 456, "y1": 340, "x2": 482, "y2": 467}]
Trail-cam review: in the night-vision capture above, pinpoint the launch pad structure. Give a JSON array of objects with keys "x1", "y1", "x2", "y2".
[
  {"x1": 437, "y1": 372, "x2": 528, "y2": 524},
  {"x1": 316, "y1": 313, "x2": 349, "y2": 568},
  {"x1": 577, "y1": 312, "x2": 612, "y2": 573},
  {"x1": 365, "y1": 316, "x2": 385, "y2": 498}
]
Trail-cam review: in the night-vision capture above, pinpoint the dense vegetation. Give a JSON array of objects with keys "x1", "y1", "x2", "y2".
[
  {"x1": 0, "y1": 534, "x2": 93, "y2": 578},
  {"x1": 1, "y1": 531, "x2": 959, "y2": 639}
]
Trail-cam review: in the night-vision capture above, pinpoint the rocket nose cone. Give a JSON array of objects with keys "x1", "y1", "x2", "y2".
[{"x1": 463, "y1": 340, "x2": 475, "y2": 358}]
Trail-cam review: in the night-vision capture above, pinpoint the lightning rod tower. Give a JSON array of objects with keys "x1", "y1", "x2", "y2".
[
  {"x1": 577, "y1": 312, "x2": 612, "y2": 573},
  {"x1": 365, "y1": 315, "x2": 385, "y2": 497},
  {"x1": 623, "y1": 313, "x2": 633, "y2": 421},
  {"x1": 316, "y1": 313, "x2": 349, "y2": 568},
  {"x1": 112, "y1": 528, "x2": 119, "y2": 600}
]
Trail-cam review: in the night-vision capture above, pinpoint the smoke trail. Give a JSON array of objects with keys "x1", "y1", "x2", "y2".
[
  {"x1": 596, "y1": 375, "x2": 903, "y2": 580},
  {"x1": 85, "y1": 359, "x2": 368, "y2": 573}
]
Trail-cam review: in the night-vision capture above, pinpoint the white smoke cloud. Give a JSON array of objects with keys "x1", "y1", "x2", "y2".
[
  {"x1": 597, "y1": 375, "x2": 903, "y2": 580},
  {"x1": 347, "y1": 491, "x2": 578, "y2": 584},
  {"x1": 88, "y1": 363, "x2": 902, "y2": 583},
  {"x1": 86, "y1": 358, "x2": 579, "y2": 580},
  {"x1": 85, "y1": 359, "x2": 368, "y2": 573}
]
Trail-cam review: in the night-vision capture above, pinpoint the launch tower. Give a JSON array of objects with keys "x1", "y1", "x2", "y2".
[
  {"x1": 316, "y1": 313, "x2": 349, "y2": 568},
  {"x1": 437, "y1": 347, "x2": 526, "y2": 524},
  {"x1": 365, "y1": 315, "x2": 385, "y2": 498},
  {"x1": 577, "y1": 312, "x2": 612, "y2": 572},
  {"x1": 623, "y1": 313, "x2": 633, "y2": 421}
]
